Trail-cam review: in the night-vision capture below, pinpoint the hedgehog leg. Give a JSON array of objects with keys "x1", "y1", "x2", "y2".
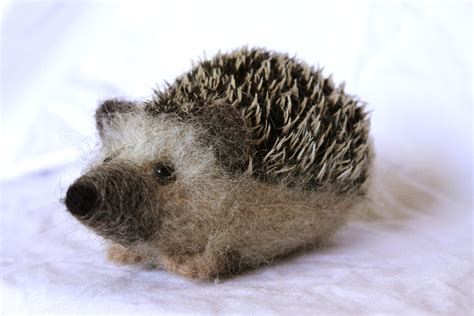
[
  {"x1": 106, "y1": 243, "x2": 145, "y2": 265},
  {"x1": 161, "y1": 251, "x2": 238, "y2": 280}
]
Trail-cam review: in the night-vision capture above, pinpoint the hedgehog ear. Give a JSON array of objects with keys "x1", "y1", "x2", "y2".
[
  {"x1": 95, "y1": 98, "x2": 137, "y2": 140},
  {"x1": 197, "y1": 102, "x2": 251, "y2": 174}
]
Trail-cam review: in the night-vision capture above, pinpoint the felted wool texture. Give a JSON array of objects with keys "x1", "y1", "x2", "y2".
[
  {"x1": 65, "y1": 47, "x2": 374, "y2": 280},
  {"x1": 146, "y1": 47, "x2": 372, "y2": 193}
]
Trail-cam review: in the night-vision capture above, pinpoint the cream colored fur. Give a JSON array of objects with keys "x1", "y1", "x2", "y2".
[{"x1": 95, "y1": 110, "x2": 218, "y2": 182}]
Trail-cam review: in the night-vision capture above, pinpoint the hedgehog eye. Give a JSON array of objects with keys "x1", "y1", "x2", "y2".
[
  {"x1": 154, "y1": 163, "x2": 176, "y2": 185},
  {"x1": 103, "y1": 157, "x2": 112, "y2": 163}
]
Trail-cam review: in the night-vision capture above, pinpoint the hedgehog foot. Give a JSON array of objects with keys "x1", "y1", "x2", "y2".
[
  {"x1": 107, "y1": 244, "x2": 145, "y2": 265},
  {"x1": 162, "y1": 252, "x2": 236, "y2": 280}
]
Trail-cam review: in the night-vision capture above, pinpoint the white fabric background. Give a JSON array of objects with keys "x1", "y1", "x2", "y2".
[{"x1": 0, "y1": 1, "x2": 472, "y2": 314}]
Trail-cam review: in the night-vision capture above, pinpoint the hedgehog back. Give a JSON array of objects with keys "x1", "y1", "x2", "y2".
[{"x1": 146, "y1": 48, "x2": 372, "y2": 193}]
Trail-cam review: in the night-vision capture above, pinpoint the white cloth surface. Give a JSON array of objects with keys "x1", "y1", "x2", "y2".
[{"x1": 0, "y1": 1, "x2": 472, "y2": 314}]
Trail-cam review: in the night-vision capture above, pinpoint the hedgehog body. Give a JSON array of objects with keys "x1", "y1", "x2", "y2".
[{"x1": 64, "y1": 48, "x2": 373, "y2": 280}]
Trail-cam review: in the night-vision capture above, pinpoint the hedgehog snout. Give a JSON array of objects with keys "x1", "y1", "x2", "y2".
[
  {"x1": 65, "y1": 166, "x2": 146, "y2": 219},
  {"x1": 65, "y1": 164, "x2": 158, "y2": 245},
  {"x1": 65, "y1": 181, "x2": 100, "y2": 217}
]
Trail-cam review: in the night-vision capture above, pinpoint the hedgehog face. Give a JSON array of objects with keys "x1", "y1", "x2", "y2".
[{"x1": 64, "y1": 99, "x2": 225, "y2": 247}]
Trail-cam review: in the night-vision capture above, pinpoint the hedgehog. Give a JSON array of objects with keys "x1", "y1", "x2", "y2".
[{"x1": 64, "y1": 47, "x2": 373, "y2": 280}]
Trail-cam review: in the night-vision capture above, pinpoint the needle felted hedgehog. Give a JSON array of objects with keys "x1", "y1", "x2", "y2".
[{"x1": 64, "y1": 47, "x2": 373, "y2": 280}]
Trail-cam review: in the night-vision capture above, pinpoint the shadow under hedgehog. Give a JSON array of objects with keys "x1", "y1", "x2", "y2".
[{"x1": 64, "y1": 47, "x2": 373, "y2": 280}]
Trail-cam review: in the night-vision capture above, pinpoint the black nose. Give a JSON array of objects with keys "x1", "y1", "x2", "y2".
[{"x1": 65, "y1": 183, "x2": 99, "y2": 216}]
